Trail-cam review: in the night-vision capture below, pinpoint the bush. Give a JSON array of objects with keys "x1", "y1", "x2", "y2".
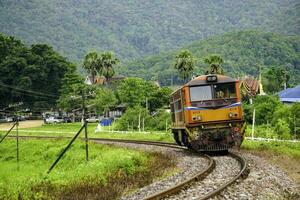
[
  {"x1": 148, "y1": 109, "x2": 171, "y2": 131},
  {"x1": 114, "y1": 107, "x2": 171, "y2": 131},
  {"x1": 253, "y1": 95, "x2": 282, "y2": 125},
  {"x1": 274, "y1": 119, "x2": 292, "y2": 140},
  {"x1": 114, "y1": 106, "x2": 151, "y2": 131}
]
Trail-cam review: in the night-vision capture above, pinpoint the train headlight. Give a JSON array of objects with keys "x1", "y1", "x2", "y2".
[
  {"x1": 206, "y1": 75, "x2": 218, "y2": 82},
  {"x1": 229, "y1": 112, "x2": 238, "y2": 118},
  {"x1": 192, "y1": 116, "x2": 202, "y2": 121}
]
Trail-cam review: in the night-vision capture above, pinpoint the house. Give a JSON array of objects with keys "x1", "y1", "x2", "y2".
[{"x1": 279, "y1": 85, "x2": 300, "y2": 104}]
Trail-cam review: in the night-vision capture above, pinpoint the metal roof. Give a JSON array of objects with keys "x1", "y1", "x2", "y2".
[
  {"x1": 185, "y1": 74, "x2": 237, "y2": 86},
  {"x1": 279, "y1": 85, "x2": 300, "y2": 103}
]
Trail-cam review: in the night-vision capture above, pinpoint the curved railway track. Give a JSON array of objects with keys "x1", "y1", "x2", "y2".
[{"x1": 6, "y1": 135, "x2": 248, "y2": 199}]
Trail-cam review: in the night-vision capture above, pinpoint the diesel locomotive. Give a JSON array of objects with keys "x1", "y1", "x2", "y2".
[{"x1": 170, "y1": 74, "x2": 246, "y2": 151}]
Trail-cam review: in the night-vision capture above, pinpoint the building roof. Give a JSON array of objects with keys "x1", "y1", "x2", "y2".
[{"x1": 279, "y1": 85, "x2": 300, "y2": 103}]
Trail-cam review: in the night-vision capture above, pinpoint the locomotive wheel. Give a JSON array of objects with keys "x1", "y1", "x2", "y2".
[
  {"x1": 173, "y1": 132, "x2": 182, "y2": 146},
  {"x1": 182, "y1": 131, "x2": 193, "y2": 149}
]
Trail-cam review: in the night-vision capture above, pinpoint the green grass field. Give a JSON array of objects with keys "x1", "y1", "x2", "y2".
[
  {"x1": 0, "y1": 122, "x2": 173, "y2": 142},
  {"x1": 0, "y1": 138, "x2": 173, "y2": 200}
]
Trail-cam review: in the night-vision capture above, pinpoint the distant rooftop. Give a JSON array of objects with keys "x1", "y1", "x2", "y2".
[{"x1": 279, "y1": 85, "x2": 300, "y2": 103}]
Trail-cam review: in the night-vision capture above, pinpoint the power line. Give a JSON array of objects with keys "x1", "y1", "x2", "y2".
[
  {"x1": 0, "y1": 82, "x2": 59, "y2": 97},
  {"x1": 6, "y1": 90, "x2": 58, "y2": 100}
]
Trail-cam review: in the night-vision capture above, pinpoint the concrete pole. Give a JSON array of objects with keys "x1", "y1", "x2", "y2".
[
  {"x1": 138, "y1": 112, "x2": 141, "y2": 132},
  {"x1": 251, "y1": 108, "x2": 256, "y2": 140}
]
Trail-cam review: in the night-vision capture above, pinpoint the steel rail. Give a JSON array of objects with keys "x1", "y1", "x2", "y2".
[
  {"x1": 198, "y1": 151, "x2": 249, "y2": 200},
  {"x1": 144, "y1": 154, "x2": 215, "y2": 200},
  {"x1": 5, "y1": 135, "x2": 247, "y2": 200}
]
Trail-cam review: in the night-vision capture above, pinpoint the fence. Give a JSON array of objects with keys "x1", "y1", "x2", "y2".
[{"x1": 245, "y1": 137, "x2": 300, "y2": 143}]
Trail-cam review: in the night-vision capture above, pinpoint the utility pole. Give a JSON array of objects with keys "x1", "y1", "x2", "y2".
[
  {"x1": 138, "y1": 112, "x2": 141, "y2": 132},
  {"x1": 165, "y1": 119, "x2": 168, "y2": 133},
  {"x1": 16, "y1": 116, "x2": 19, "y2": 164},
  {"x1": 251, "y1": 108, "x2": 256, "y2": 140},
  {"x1": 142, "y1": 118, "x2": 145, "y2": 132},
  {"x1": 294, "y1": 114, "x2": 296, "y2": 141},
  {"x1": 82, "y1": 90, "x2": 88, "y2": 162}
]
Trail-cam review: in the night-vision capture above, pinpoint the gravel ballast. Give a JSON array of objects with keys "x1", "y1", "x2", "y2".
[
  {"x1": 213, "y1": 151, "x2": 300, "y2": 200},
  {"x1": 94, "y1": 141, "x2": 300, "y2": 199}
]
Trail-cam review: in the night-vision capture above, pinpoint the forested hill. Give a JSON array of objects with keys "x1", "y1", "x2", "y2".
[
  {"x1": 118, "y1": 31, "x2": 300, "y2": 86},
  {"x1": 0, "y1": 0, "x2": 299, "y2": 61}
]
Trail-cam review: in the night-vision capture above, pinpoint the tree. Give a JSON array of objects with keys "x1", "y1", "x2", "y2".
[
  {"x1": 91, "y1": 87, "x2": 117, "y2": 116},
  {"x1": 117, "y1": 77, "x2": 171, "y2": 111},
  {"x1": 0, "y1": 33, "x2": 71, "y2": 111},
  {"x1": 98, "y1": 51, "x2": 119, "y2": 84},
  {"x1": 57, "y1": 65, "x2": 85, "y2": 112},
  {"x1": 148, "y1": 87, "x2": 172, "y2": 112},
  {"x1": 117, "y1": 78, "x2": 150, "y2": 108},
  {"x1": 114, "y1": 106, "x2": 151, "y2": 131},
  {"x1": 262, "y1": 66, "x2": 291, "y2": 94},
  {"x1": 83, "y1": 51, "x2": 100, "y2": 84},
  {"x1": 204, "y1": 54, "x2": 224, "y2": 74},
  {"x1": 174, "y1": 50, "x2": 195, "y2": 82}
]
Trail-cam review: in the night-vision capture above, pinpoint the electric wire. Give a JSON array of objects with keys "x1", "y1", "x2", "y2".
[{"x1": 0, "y1": 82, "x2": 59, "y2": 97}]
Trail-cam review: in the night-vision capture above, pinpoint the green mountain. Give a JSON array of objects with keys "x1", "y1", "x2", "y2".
[
  {"x1": 0, "y1": 0, "x2": 299, "y2": 61},
  {"x1": 119, "y1": 31, "x2": 300, "y2": 86}
]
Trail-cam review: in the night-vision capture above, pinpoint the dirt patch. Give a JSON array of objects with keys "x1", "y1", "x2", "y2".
[
  {"x1": 0, "y1": 120, "x2": 43, "y2": 131},
  {"x1": 242, "y1": 149, "x2": 300, "y2": 191}
]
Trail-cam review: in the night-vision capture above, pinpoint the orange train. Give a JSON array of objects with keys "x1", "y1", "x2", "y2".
[{"x1": 170, "y1": 74, "x2": 246, "y2": 151}]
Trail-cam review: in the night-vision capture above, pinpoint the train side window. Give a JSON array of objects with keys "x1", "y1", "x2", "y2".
[{"x1": 174, "y1": 100, "x2": 182, "y2": 111}]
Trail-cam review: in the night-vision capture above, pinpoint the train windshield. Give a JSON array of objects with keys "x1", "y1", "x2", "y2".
[
  {"x1": 213, "y1": 83, "x2": 237, "y2": 99},
  {"x1": 189, "y1": 83, "x2": 236, "y2": 102},
  {"x1": 190, "y1": 85, "x2": 213, "y2": 101}
]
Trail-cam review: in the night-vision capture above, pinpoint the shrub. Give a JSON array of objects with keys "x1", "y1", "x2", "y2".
[{"x1": 274, "y1": 119, "x2": 291, "y2": 139}]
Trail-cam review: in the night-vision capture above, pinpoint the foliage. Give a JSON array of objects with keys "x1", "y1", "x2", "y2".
[
  {"x1": 114, "y1": 106, "x2": 171, "y2": 131},
  {"x1": 262, "y1": 66, "x2": 290, "y2": 93},
  {"x1": 120, "y1": 31, "x2": 300, "y2": 86},
  {"x1": 117, "y1": 77, "x2": 171, "y2": 112},
  {"x1": 274, "y1": 119, "x2": 291, "y2": 139},
  {"x1": 174, "y1": 50, "x2": 195, "y2": 81},
  {"x1": 0, "y1": 33, "x2": 75, "y2": 111},
  {"x1": 83, "y1": 51, "x2": 119, "y2": 84},
  {"x1": 1, "y1": 1, "x2": 299, "y2": 61},
  {"x1": 243, "y1": 95, "x2": 282, "y2": 125},
  {"x1": 147, "y1": 109, "x2": 172, "y2": 131},
  {"x1": 99, "y1": 51, "x2": 119, "y2": 82},
  {"x1": 57, "y1": 65, "x2": 85, "y2": 112},
  {"x1": 83, "y1": 51, "x2": 100, "y2": 84},
  {"x1": 114, "y1": 106, "x2": 150, "y2": 131},
  {"x1": 243, "y1": 96, "x2": 300, "y2": 139},
  {"x1": 90, "y1": 87, "x2": 117, "y2": 116},
  {"x1": 0, "y1": 139, "x2": 151, "y2": 199},
  {"x1": 204, "y1": 54, "x2": 224, "y2": 75}
]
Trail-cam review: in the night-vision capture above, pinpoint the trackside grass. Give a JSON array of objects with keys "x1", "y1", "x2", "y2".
[
  {"x1": 0, "y1": 138, "x2": 175, "y2": 199},
  {"x1": 242, "y1": 140, "x2": 300, "y2": 158}
]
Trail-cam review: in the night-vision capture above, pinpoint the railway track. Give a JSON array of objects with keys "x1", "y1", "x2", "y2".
[{"x1": 6, "y1": 135, "x2": 248, "y2": 199}]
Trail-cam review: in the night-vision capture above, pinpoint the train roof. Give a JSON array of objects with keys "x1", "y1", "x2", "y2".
[
  {"x1": 185, "y1": 74, "x2": 237, "y2": 86},
  {"x1": 172, "y1": 74, "x2": 237, "y2": 95}
]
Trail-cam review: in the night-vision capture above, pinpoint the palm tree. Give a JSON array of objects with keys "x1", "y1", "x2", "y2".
[
  {"x1": 204, "y1": 54, "x2": 224, "y2": 74},
  {"x1": 174, "y1": 50, "x2": 195, "y2": 82},
  {"x1": 83, "y1": 51, "x2": 100, "y2": 84},
  {"x1": 98, "y1": 51, "x2": 119, "y2": 84}
]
